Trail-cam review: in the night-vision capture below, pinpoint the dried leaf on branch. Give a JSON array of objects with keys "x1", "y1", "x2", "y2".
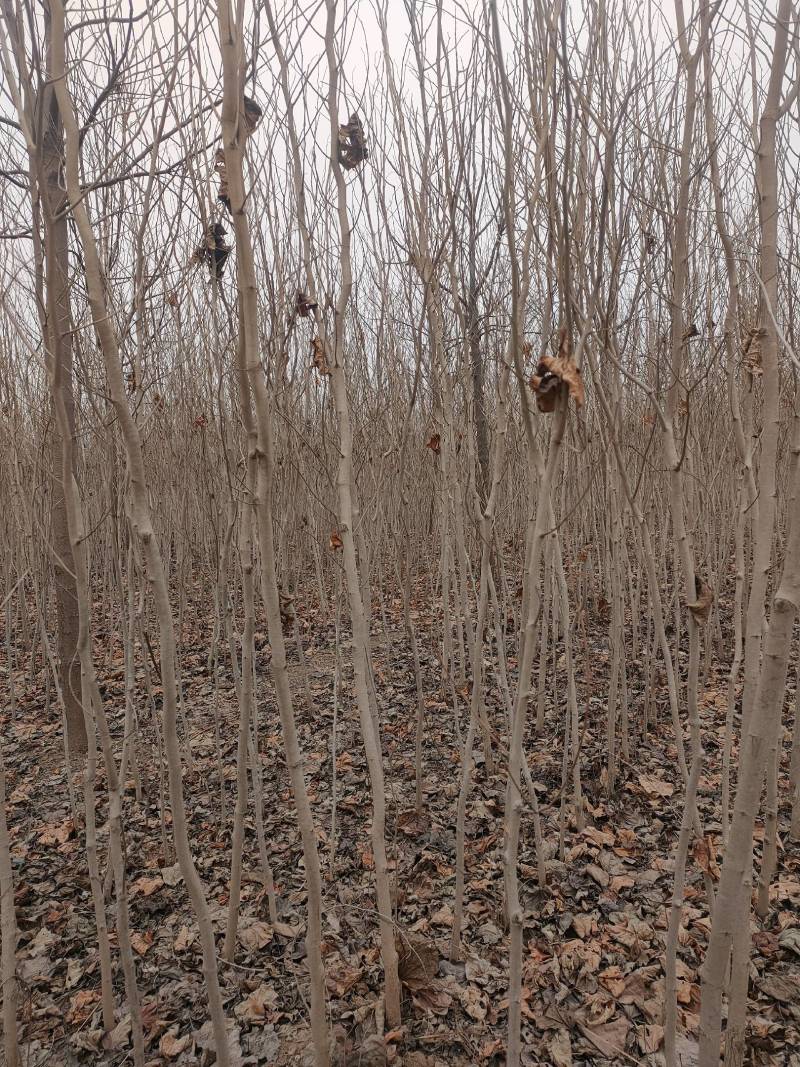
[
  {"x1": 338, "y1": 112, "x2": 368, "y2": 170},
  {"x1": 425, "y1": 432, "x2": 441, "y2": 455},
  {"x1": 329, "y1": 530, "x2": 343, "y2": 550},
  {"x1": 529, "y1": 330, "x2": 585, "y2": 412}
]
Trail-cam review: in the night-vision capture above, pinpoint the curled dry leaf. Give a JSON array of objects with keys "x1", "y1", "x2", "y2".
[
  {"x1": 425, "y1": 432, "x2": 441, "y2": 454},
  {"x1": 688, "y1": 578, "x2": 713, "y2": 625}
]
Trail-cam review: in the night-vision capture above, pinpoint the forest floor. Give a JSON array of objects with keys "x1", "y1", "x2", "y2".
[{"x1": 2, "y1": 586, "x2": 800, "y2": 1067}]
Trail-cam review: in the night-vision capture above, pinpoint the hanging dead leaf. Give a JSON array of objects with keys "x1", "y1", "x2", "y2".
[
  {"x1": 311, "y1": 337, "x2": 330, "y2": 376},
  {"x1": 338, "y1": 112, "x2": 368, "y2": 170},
  {"x1": 396, "y1": 934, "x2": 438, "y2": 992},
  {"x1": 329, "y1": 530, "x2": 343, "y2": 551},
  {"x1": 688, "y1": 578, "x2": 713, "y2": 625},
  {"x1": 425, "y1": 432, "x2": 441, "y2": 454}
]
